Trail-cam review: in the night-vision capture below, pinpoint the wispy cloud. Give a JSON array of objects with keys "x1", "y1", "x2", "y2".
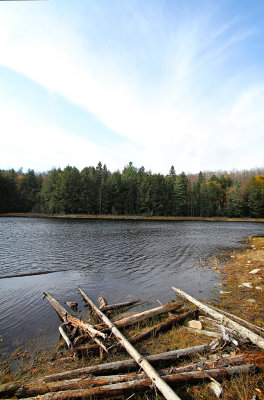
[{"x1": 0, "y1": 1, "x2": 263, "y2": 173}]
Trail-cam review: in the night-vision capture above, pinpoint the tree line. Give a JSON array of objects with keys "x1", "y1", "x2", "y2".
[{"x1": 0, "y1": 162, "x2": 264, "y2": 218}]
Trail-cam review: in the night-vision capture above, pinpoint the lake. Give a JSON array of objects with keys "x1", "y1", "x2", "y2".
[{"x1": 1, "y1": 217, "x2": 264, "y2": 360}]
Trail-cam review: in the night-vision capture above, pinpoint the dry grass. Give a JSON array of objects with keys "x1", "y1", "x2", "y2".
[{"x1": 1, "y1": 212, "x2": 264, "y2": 223}]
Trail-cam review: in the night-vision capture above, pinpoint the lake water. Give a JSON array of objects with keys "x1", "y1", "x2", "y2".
[{"x1": 1, "y1": 217, "x2": 264, "y2": 360}]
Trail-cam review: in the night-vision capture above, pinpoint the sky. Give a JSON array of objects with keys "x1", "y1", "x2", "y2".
[{"x1": 0, "y1": 0, "x2": 264, "y2": 175}]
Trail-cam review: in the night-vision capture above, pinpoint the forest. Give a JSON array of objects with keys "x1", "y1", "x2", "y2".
[{"x1": 0, "y1": 162, "x2": 264, "y2": 218}]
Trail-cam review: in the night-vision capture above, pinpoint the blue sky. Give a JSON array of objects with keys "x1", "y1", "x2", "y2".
[{"x1": 0, "y1": 0, "x2": 264, "y2": 174}]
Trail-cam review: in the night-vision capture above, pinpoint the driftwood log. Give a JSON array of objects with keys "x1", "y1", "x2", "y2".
[
  {"x1": 98, "y1": 297, "x2": 140, "y2": 312},
  {"x1": 95, "y1": 300, "x2": 184, "y2": 331},
  {"x1": 14, "y1": 364, "x2": 255, "y2": 400},
  {"x1": 78, "y1": 286, "x2": 182, "y2": 400},
  {"x1": 58, "y1": 325, "x2": 72, "y2": 349},
  {"x1": 43, "y1": 292, "x2": 68, "y2": 322},
  {"x1": 44, "y1": 292, "x2": 108, "y2": 353},
  {"x1": 172, "y1": 287, "x2": 264, "y2": 350},
  {"x1": 0, "y1": 344, "x2": 212, "y2": 398},
  {"x1": 2, "y1": 355, "x2": 245, "y2": 399},
  {"x1": 183, "y1": 326, "x2": 220, "y2": 338},
  {"x1": 129, "y1": 310, "x2": 195, "y2": 344},
  {"x1": 210, "y1": 304, "x2": 264, "y2": 338}
]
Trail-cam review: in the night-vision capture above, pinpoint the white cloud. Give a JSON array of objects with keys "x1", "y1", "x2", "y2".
[{"x1": 0, "y1": 2, "x2": 263, "y2": 173}]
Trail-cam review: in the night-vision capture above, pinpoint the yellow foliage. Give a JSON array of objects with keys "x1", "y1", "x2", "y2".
[{"x1": 255, "y1": 175, "x2": 264, "y2": 187}]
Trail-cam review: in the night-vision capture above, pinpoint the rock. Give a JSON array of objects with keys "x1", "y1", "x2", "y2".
[
  {"x1": 220, "y1": 291, "x2": 231, "y2": 294},
  {"x1": 255, "y1": 286, "x2": 263, "y2": 291},
  {"x1": 246, "y1": 299, "x2": 256, "y2": 303},
  {"x1": 188, "y1": 320, "x2": 203, "y2": 330},
  {"x1": 239, "y1": 282, "x2": 253, "y2": 288},
  {"x1": 249, "y1": 268, "x2": 261, "y2": 274}
]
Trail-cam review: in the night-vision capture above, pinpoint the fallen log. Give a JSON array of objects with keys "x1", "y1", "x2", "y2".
[
  {"x1": 0, "y1": 344, "x2": 211, "y2": 398},
  {"x1": 16, "y1": 364, "x2": 255, "y2": 400},
  {"x1": 44, "y1": 343, "x2": 211, "y2": 379},
  {"x1": 78, "y1": 286, "x2": 182, "y2": 400},
  {"x1": 44, "y1": 292, "x2": 68, "y2": 322},
  {"x1": 5, "y1": 355, "x2": 245, "y2": 398},
  {"x1": 129, "y1": 310, "x2": 195, "y2": 344},
  {"x1": 95, "y1": 301, "x2": 184, "y2": 331},
  {"x1": 66, "y1": 314, "x2": 107, "y2": 340},
  {"x1": 183, "y1": 326, "x2": 220, "y2": 338},
  {"x1": 98, "y1": 297, "x2": 141, "y2": 312},
  {"x1": 210, "y1": 304, "x2": 264, "y2": 338},
  {"x1": 172, "y1": 287, "x2": 264, "y2": 350},
  {"x1": 44, "y1": 292, "x2": 108, "y2": 353},
  {"x1": 58, "y1": 325, "x2": 72, "y2": 349}
]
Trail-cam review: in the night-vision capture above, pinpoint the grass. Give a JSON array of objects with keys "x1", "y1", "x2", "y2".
[
  {"x1": 1, "y1": 212, "x2": 264, "y2": 223},
  {"x1": 1, "y1": 236, "x2": 264, "y2": 399}
]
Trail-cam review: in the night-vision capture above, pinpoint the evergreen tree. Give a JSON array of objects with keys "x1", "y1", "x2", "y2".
[
  {"x1": 40, "y1": 168, "x2": 62, "y2": 213},
  {"x1": 246, "y1": 175, "x2": 264, "y2": 217},
  {"x1": 19, "y1": 169, "x2": 42, "y2": 211},
  {"x1": 121, "y1": 162, "x2": 137, "y2": 215},
  {"x1": 224, "y1": 181, "x2": 243, "y2": 217},
  {"x1": 59, "y1": 166, "x2": 81, "y2": 213}
]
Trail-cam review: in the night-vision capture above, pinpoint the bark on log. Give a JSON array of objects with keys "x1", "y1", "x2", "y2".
[
  {"x1": 95, "y1": 301, "x2": 184, "y2": 331},
  {"x1": 0, "y1": 344, "x2": 211, "y2": 398},
  {"x1": 16, "y1": 364, "x2": 255, "y2": 400},
  {"x1": 78, "y1": 286, "x2": 182, "y2": 400},
  {"x1": 172, "y1": 287, "x2": 264, "y2": 350},
  {"x1": 129, "y1": 310, "x2": 195, "y2": 344},
  {"x1": 5, "y1": 356, "x2": 245, "y2": 399}
]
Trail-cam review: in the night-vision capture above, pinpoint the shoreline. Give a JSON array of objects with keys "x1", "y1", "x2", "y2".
[{"x1": 1, "y1": 212, "x2": 264, "y2": 223}]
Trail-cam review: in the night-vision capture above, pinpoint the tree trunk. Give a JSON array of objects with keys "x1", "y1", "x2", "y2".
[
  {"x1": 78, "y1": 286, "x2": 182, "y2": 400},
  {"x1": 172, "y1": 287, "x2": 264, "y2": 350}
]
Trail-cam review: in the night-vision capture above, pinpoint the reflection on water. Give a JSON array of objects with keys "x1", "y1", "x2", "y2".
[{"x1": 1, "y1": 217, "x2": 264, "y2": 358}]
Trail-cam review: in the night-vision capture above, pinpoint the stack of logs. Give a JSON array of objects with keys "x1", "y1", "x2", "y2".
[{"x1": 1, "y1": 286, "x2": 263, "y2": 400}]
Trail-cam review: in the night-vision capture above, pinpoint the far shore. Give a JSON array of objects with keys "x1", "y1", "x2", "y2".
[{"x1": 1, "y1": 212, "x2": 264, "y2": 223}]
